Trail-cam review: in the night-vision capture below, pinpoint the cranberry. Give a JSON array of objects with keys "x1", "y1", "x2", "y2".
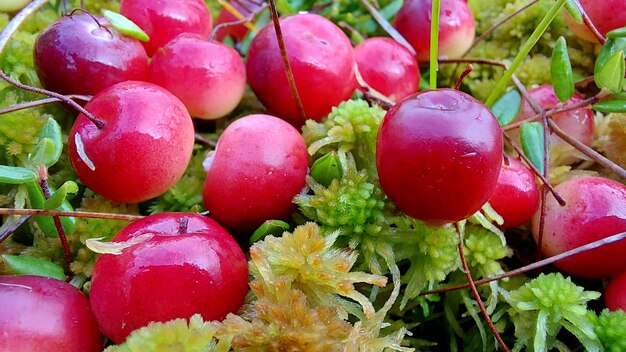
[
  {"x1": 376, "y1": 89, "x2": 503, "y2": 224},
  {"x1": 34, "y1": 13, "x2": 148, "y2": 96},
  {"x1": 564, "y1": 0, "x2": 626, "y2": 42},
  {"x1": 246, "y1": 13, "x2": 355, "y2": 127},
  {"x1": 120, "y1": 0, "x2": 212, "y2": 56},
  {"x1": 203, "y1": 114, "x2": 308, "y2": 233},
  {"x1": 354, "y1": 37, "x2": 420, "y2": 101},
  {"x1": 89, "y1": 212, "x2": 248, "y2": 343},
  {"x1": 532, "y1": 177, "x2": 626, "y2": 278},
  {"x1": 489, "y1": 157, "x2": 540, "y2": 228},
  {"x1": 393, "y1": 0, "x2": 475, "y2": 61},
  {"x1": 605, "y1": 270, "x2": 626, "y2": 311},
  {"x1": 0, "y1": 275, "x2": 102, "y2": 352},
  {"x1": 68, "y1": 81, "x2": 195, "y2": 203},
  {"x1": 148, "y1": 33, "x2": 246, "y2": 120}
]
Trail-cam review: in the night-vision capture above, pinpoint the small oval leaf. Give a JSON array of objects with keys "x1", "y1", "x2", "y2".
[
  {"x1": 250, "y1": 220, "x2": 290, "y2": 244},
  {"x1": 592, "y1": 99, "x2": 626, "y2": 113},
  {"x1": 595, "y1": 50, "x2": 625, "y2": 93},
  {"x1": 551, "y1": 36, "x2": 574, "y2": 102},
  {"x1": 564, "y1": 0, "x2": 583, "y2": 24},
  {"x1": 38, "y1": 117, "x2": 63, "y2": 167},
  {"x1": 0, "y1": 165, "x2": 37, "y2": 184},
  {"x1": 607, "y1": 26, "x2": 626, "y2": 39},
  {"x1": 491, "y1": 89, "x2": 522, "y2": 126},
  {"x1": 44, "y1": 181, "x2": 79, "y2": 210},
  {"x1": 310, "y1": 152, "x2": 343, "y2": 187},
  {"x1": 29, "y1": 138, "x2": 56, "y2": 167},
  {"x1": 25, "y1": 182, "x2": 77, "y2": 238},
  {"x1": 102, "y1": 9, "x2": 150, "y2": 42},
  {"x1": 2, "y1": 254, "x2": 65, "y2": 280},
  {"x1": 520, "y1": 122, "x2": 545, "y2": 174},
  {"x1": 595, "y1": 37, "x2": 626, "y2": 77}
]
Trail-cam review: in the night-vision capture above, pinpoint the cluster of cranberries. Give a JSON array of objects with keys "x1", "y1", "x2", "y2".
[{"x1": 2, "y1": 0, "x2": 626, "y2": 348}]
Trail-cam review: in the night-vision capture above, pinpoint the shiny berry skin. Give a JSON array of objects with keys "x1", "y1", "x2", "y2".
[
  {"x1": 489, "y1": 157, "x2": 540, "y2": 228},
  {"x1": 148, "y1": 33, "x2": 246, "y2": 120},
  {"x1": 564, "y1": 0, "x2": 626, "y2": 42},
  {"x1": 214, "y1": 0, "x2": 263, "y2": 43},
  {"x1": 513, "y1": 85, "x2": 595, "y2": 165},
  {"x1": 354, "y1": 37, "x2": 420, "y2": 101},
  {"x1": 0, "y1": 275, "x2": 102, "y2": 352},
  {"x1": 605, "y1": 270, "x2": 626, "y2": 311},
  {"x1": 376, "y1": 89, "x2": 503, "y2": 224},
  {"x1": 203, "y1": 114, "x2": 308, "y2": 233},
  {"x1": 68, "y1": 81, "x2": 194, "y2": 203},
  {"x1": 393, "y1": 0, "x2": 475, "y2": 61},
  {"x1": 34, "y1": 13, "x2": 148, "y2": 96},
  {"x1": 531, "y1": 177, "x2": 626, "y2": 278},
  {"x1": 89, "y1": 213, "x2": 248, "y2": 343},
  {"x1": 246, "y1": 13, "x2": 355, "y2": 127},
  {"x1": 120, "y1": 0, "x2": 212, "y2": 56}
]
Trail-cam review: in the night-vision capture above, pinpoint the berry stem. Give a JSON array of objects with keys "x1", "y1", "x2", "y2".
[
  {"x1": 455, "y1": 222, "x2": 510, "y2": 352},
  {"x1": 0, "y1": 95, "x2": 91, "y2": 115},
  {"x1": 422, "y1": 230, "x2": 626, "y2": 296},
  {"x1": 0, "y1": 208, "x2": 145, "y2": 221},
  {"x1": 267, "y1": 0, "x2": 306, "y2": 122},
  {"x1": 454, "y1": 64, "x2": 473, "y2": 90},
  {"x1": 0, "y1": 0, "x2": 106, "y2": 130}
]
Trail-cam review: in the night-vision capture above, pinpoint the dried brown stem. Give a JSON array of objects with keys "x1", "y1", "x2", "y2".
[
  {"x1": 358, "y1": 0, "x2": 416, "y2": 56},
  {"x1": 422, "y1": 230, "x2": 626, "y2": 296},
  {"x1": 456, "y1": 223, "x2": 510, "y2": 352},
  {"x1": 267, "y1": 0, "x2": 307, "y2": 123},
  {"x1": 502, "y1": 133, "x2": 566, "y2": 206},
  {"x1": 0, "y1": 208, "x2": 145, "y2": 221},
  {"x1": 0, "y1": 0, "x2": 105, "y2": 129},
  {"x1": 0, "y1": 95, "x2": 91, "y2": 115},
  {"x1": 0, "y1": 215, "x2": 30, "y2": 244},
  {"x1": 195, "y1": 133, "x2": 217, "y2": 147},
  {"x1": 454, "y1": 64, "x2": 473, "y2": 90},
  {"x1": 209, "y1": 2, "x2": 268, "y2": 42}
]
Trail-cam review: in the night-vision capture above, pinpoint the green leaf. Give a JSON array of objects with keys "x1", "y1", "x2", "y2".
[
  {"x1": 595, "y1": 50, "x2": 625, "y2": 93},
  {"x1": 250, "y1": 220, "x2": 290, "y2": 244},
  {"x1": 102, "y1": 10, "x2": 150, "y2": 42},
  {"x1": 520, "y1": 122, "x2": 545, "y2": 174},
  {"x1": 592, "y1": 99, "x2": 626, "y2": 113},
  {"x1": 2, "y1": 254, "x2": 65, "y2": 280},
  {"x1": 274, "y1": 0, "x2": 295, "y2": 15},
  {"x1": 491, "y1": 89, "x2": 522, "y2": 126},
  {"x1": 551, "y1": 36, "x2": 574, "y2": 102},
  {"x1": 310, "y1": 152, "x2": 343, "y2": 187},
  {"x1": 38, "y1": 117, "x2": 63, "y2": 167},
  {"x1": 595, "y1": 37, "x2": 626, "y2": 79},
  {"x1": 0, "y1": 165, "x2": 37, "y2": 184},
  {"x1": 29, "y1": 138, "x2": 56, "y2": 168},
  {"x1": 607, "y1": 26, "x2": 626, "y2": 39},
  {"x1": 44, "y1": 181, "x2": 79, "y2": 210},
  {"x1": 564, "y1": 0, "x2": 583, "y2": 24}
]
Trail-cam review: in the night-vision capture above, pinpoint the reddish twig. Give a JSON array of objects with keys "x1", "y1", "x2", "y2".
[
  {"x1": 266, "y1": 0, "x2": 307, "y2": 123},
  {"x1": 209, "y1": 2, "x2": 268, "y2": 41},
  {"x1": 0, "y1": 0, "x2": 105, "y2": 129},
  {"x1": 456, "y1": 223, "x2": 510, "y2": 352},
  {"x1": 0, "y1": 95, "x2": 91, "y2": 115},
  {"x1": 454, "y1": 65, "x2": 473, "y2": 90},
  {"x1": 422, "y1": 230, "x2": 626, "y2": 296}
]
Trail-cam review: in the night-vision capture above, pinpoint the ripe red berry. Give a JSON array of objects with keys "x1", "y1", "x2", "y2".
[
  {"x1": 354, "y1": 37, "x2": 420, "y2": 101},
  {"x1": 246, "y1": 13, "x2": 355, "y2": 127},
  {"x1": 393, "y1": 0, "x2": 475, "y2": 61},
  {"x1": 376, "y1": 89, "x2": 503, "y2": 224},
  {"x1": 532, "y1": 177, "x2": 626, "y2": 278},
  {"x1": 489, "y1": 157, "x2": 540, "y2": 228},
  {"x1": 120, "y1": 0, "x2": 212, "y2": 56},
  {"x1": 34, "y1": 13, "x2": 148, "y2": 96},
  {"x1": 564, "y1": 0, "x2": 626, "y2": 42},
  {"x1": 203, "y1": 114, "x2": 308, "y2": 233},
  {"x1": 605, "y1": 270, "x2": 626, "y2": 312},
  {"x1": 148, "y1": 33, "x2": 246, "y2": 120},
  {"x1": 0, "y1": 275, "x2": 102, "y2": 352},
  {"x1": 89, "y1": 213, "x2": 248, "y2": 343},
  {"x1": 68, "y1": 81, "x2": 195, "y2": 203}
]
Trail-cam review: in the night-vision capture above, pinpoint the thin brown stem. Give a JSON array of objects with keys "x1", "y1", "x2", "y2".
[
  {"x1": 0, "y1": 208, "x2": 145, "y2": 221},
  {"x1": 195, "y1": 133, "x2": 217, "y2": 147},
  {"x1": 358, "y1": 0, "x2": 416, "y2": 56},
  {"x1": 0, "y1": 215, "x2": 30, "y2": 244},
  {"x1": 209, "y1": 2, "x2": 267, "y2": 41},
  {"x1": 548, "y1": 117, "x2": 626, "y2": 179},
  {"x1": 266, "y1": 0, "x2": 306, "y2": 123},
  {"x1": 439, "y1": 57, "x2": 507, "y2": 69},
  {"x1": 0, "y1": 0, "x2": 105, "y2": 129},
  {"x1": 502, "y1": 133, "x2": 566, "y2": 206},
  {"x1": 456, "y1": 223, "x2": 510, "y2": 352},
  {"x1": 39, "y1": 174, "x2": 72, "y2": 278},
  {"x1": 454, "y1": 64, "x2": 473, "y2": 90},
  {"x1": 0, "y1": 95, "x2": 91, "y2": 115},
  {"x1": 422, "y1": 231, "x2": 626, "y2": 296}
]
